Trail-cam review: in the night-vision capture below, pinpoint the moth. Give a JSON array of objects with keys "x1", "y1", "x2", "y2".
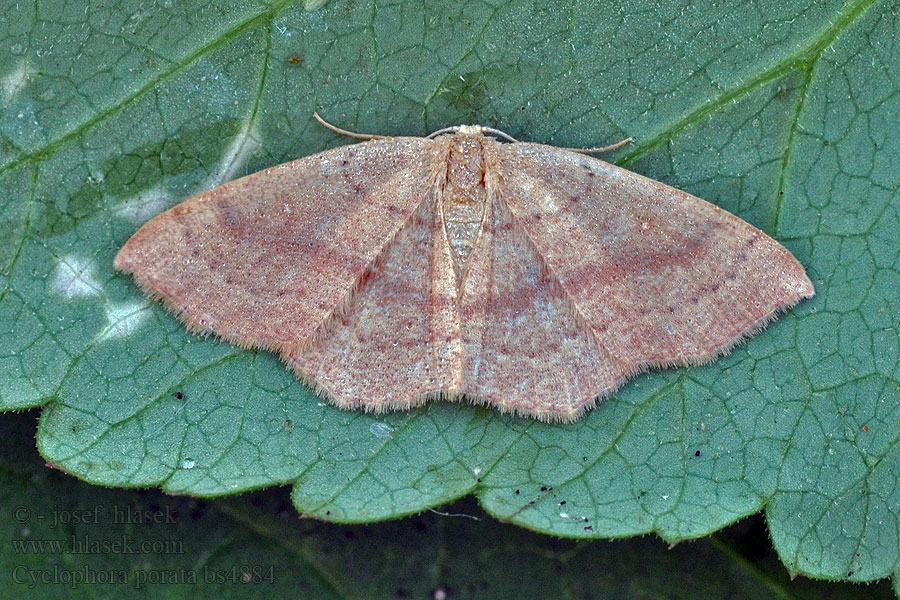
[{"x1": 115, "y1": 115, "x2": 814, "y2": 422}]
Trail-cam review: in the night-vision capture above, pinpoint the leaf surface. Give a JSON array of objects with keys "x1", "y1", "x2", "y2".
[
  {"x1": 1, "y1": 0, "x2": 897, "y2": 589},
  {"x1": 1, "y1": 411, "x2": 892, "y2": 599}
]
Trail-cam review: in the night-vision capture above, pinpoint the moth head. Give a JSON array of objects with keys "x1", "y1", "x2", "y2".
[{"x1": 455, "y1": 125, "x2": 486, "y2": 136}]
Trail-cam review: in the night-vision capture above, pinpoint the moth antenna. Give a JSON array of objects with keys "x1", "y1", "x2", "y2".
[
  {"x1": 566, "y1": 137, "x2": 633, "y2": 154},
  {"x1": 477, "y1": 126, "x2": 520, "y2": 143},
  {"x1": 427, "y1": 125, "x2": 461, "y2": 139},
  {"x1": 312, "y1": 112, "x2": 389, "y2": 140},
  {"x1": 427, "y1": 125, "x2": 519, "y2": 143}
]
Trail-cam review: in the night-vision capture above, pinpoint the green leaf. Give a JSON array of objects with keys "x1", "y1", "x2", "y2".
[
  {"x1": 1, "y1": 0, "x2": 897, "y2": 591},
  {"x1": 1, "y1": 410, "x2": 893, "y2": 599}
]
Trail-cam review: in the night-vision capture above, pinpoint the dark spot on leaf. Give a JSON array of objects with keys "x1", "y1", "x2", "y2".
[
  {"x1": 285, "y1": 55, "x2": 303, "y2": 66},
  {"x1": 174, "y1": 391, "x2": 184, "y2": 400},
  {"x1": 36, "y1": 185, "x2": 102, "y2": 237},
  {"x1": 515, "y1": 489, "x2": 520, "y2": 494},
  {"x1": 540, "y1": 486, "x2": 548, "y2": 491},
  {"x1": 694, "y1": 450, "x2": 701, "y2": 457},
  {"x1": 440, "y1": 69, "x2": 489, "y2": 115}
]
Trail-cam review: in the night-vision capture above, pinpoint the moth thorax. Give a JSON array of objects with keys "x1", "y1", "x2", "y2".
[{"x1": 442, "y1": 136, "x2": 488, "y2": 278}]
